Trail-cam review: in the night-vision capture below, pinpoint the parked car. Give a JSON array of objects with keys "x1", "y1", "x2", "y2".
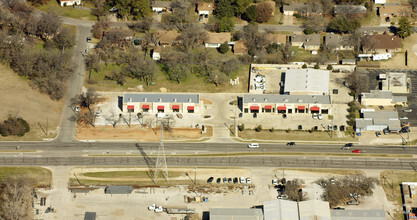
[
  {"x1": 75, "y1": 106, "x2": 80, "y2": 112},
  {"x1": 228, "y1": 178, "x2": 232, "y2": 183},
  {"x1": 233, "y1": 177, "x2": 238, "y2": 184},
  {"x1": 340, "y1": 125, "x2": 345, "y2": 131},
  {"x1": 246, "y1": 177, "x2": 251, "y2": 184},
  {"x1": 207, "y1": 177, "x2": 214, "y2": 183},
  {"x1": 312, "y1": 113, "x2": 318, "y2": 119},
  {"x1": 85, "y1": 48, "x2": 90, "y2": 54},
  {"x1": 375, "y1": 131, "x2": 381, "y2": 137},
  {"x1": 400, "y1": 127, "x2": 410, "y2": 133},
  {"x1": 272, "y1": 179, "x2": 278, "y2": 185},
  {"x1": 347, "y1": 200, "x2": 360, "y2": 205},
  {"x1": 248, "y1": 143, "x2": 259, "y2": 148},
  {"x1": 253, "y1": 113, "x2": 257, "y2": 118},
  {"x1": 333, "y1": 125, "x2": 338, "y2": 131},
  {"x1": 287, "y1": 142, "x2": 295, "y2": 146},
  {"x1": 216, "y1": 178, "x2": 221, "y2": 183},
  {"x1": 318, "y1": 114, "x2": 323, "y2": 120},
  {"x1": 352, "y1": 149, "x2": 362, "y2": 153},
  {"x1": 86, "y1": 37, "x2": 91, "y2": 43},
  {"x1": 328, "y1": 125, "x2": 333, "y2": 131},
  {"x1": 283, "y1": 114, "x2": 287, "y2": 119},
  {"x1": 383, "y1": 128, "x2": 389, "y2": 135},
  {"x1": 223, "y1": 177, "x2": 227, "y2": 183}
]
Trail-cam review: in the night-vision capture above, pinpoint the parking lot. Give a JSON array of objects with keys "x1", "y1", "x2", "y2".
[{"x1": 361, "y1": 69, "x2": 417, "y2": 126}]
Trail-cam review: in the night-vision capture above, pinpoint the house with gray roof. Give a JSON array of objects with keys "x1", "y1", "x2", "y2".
[
  {"x1": 122, "y1": 93, "x2": 202, "y2": 114},
  {"x1": 242, "y1": 94, "x2": 331, "y2": 115},
  {"x1": 324, "y1": 34, "x2": 354, "y2": 51},
  {"x1": 290, "y1": 34, "x2": 321, "y2": 51},
  {"x1": 283, "y1": 3, "x2": 322, "y2": 16},
  {"x1": 334, "y1": 5, "x2": 367, "y2": 16}
]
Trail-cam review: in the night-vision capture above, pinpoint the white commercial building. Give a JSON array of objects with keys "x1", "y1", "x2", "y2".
[
  {"x1": 355, "y1": 111, "x2": 401, "y2": 132},
  {"x1": 284, "y1": 69, "x2": 330, "y2": 95}
]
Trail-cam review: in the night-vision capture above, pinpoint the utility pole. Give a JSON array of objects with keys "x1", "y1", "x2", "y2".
[{"x1": 154, "y1": 119, "x2": 168, "y2": 183}]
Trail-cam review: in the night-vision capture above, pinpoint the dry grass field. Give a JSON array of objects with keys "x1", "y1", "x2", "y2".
[{"x1": 0, "y1": 64, "x2": 63, "y2": 140}]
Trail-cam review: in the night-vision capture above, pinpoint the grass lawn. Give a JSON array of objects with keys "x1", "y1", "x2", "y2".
[
  {"x1": 264, "y1": 8, "x2": 283, "y2": 25},
  {"x1": 86, "y1": 59, "x2": 250, "y2": 93},
  {"x1": 290, "y1": 46, "x2": 317, "y2": 62},
  {"x1": 0, "y1": 167, "x2": 52, "y2": 187},
  {"x1": 237, "y1": 129, "x2": 358, "y2": 142},
  {"x1": 36, "y1": 0, "x2": 96, "y2": 21},
  {"x1": 360, "y1": 12, "x2": 380, "y2": 26}
]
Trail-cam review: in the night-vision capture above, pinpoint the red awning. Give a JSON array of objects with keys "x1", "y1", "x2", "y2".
[
  {"x1": 264, "y1": 105, "x2": 272, "y2": 110},
  {"x1": 310, "y1": 106, "x2": 320, "y2": 111},
  {"x1": 172, "y1": 105, "x2": 180, "y2": 109},
  {"x1": 157, "y1": 106, "x2": 164, "y2": 110},
  {"x1": 277, "y1": 106, "x2": 286, "y2": 111},
  {"x1": 127, "y1": 105, "x2": 134, "y2": 110},
  {"x1": 298, "y1": 106, "x2": 305, "y2": 110},
  {"x1": 250, "y1": 106, "x2": 259, "y2": 110},
  {"x1": 142, "y1": 105, "x2": 149, "y2": 109},
  {"x1": 187, "y1": 106, "x2": 194, "y2": 110}
]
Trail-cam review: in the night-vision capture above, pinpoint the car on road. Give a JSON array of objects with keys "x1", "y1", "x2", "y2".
[
  {"x1": 342, "y1": 143, "x2": 353, "y2": 150},
  {"x1": 207, "y1": 177, "x2": 214, "y2": 183},
  {"x1": 246, "y1": 177, "x2": 251, "y2": 184},
  {"x1": 86, "y1": 37, "x2": 91, "y2": 43},
  {"x1": 352, "y1": 149, "x2": 362, "y2": 153},
  {"x1": 287, "y1": 142, "x2": 295, "y2": 146},
  {"x1": 248, "y1": 143, "x2": 259, "y2": 148},
  {"x1": 216, "y1": 178, "x2": 221, "y2": 183}
]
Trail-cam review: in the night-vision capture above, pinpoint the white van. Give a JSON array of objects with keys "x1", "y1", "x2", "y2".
[{"x1": 248, "y1": 143, "x2": 259, "y2": 148}]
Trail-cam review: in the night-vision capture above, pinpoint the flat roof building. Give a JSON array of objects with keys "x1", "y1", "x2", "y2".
[
  {"x1": 284, "y1": 69, "x2": 330, "y2": 95},
  {"x1": 331, "y1": 209, "x2": 386, "y2": 220},
  {"x1": 243, "y1": 94, "x2": 331, "y2": 114},
  {"x1": 355, "y1": 111, "x2": 400, "y2": 132},
  {"x1": 381, "y1": 72, "x2": 409, "y2": 94},
  {"x1": 360, "y1": 90, "x2": 407, "y2": 106},
  {"x1": 122, "y1": 93, "x2": 201, "y2": 114},
  {"x1": 209, "y1": 208, "x2": 263, "y2": 220},
  {"x1": 298, "y1": 200, "x2": 331, "y2": 220},
  {"x1": 263, "y1": 199, "x2": 299, "y2": 220}
]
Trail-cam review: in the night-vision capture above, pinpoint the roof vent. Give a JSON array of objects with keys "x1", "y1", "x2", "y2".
[
  {"x1": 158, "y1": 98, "x2": 162, "y2": 102},
  {"x1": 297, "y1": 98, "x2": 302, "y2": 102},
  {"x1": 128, "y1": 97, "x2": 132, "y2": 102},
  {"x1": 284, "y1": 98, "x2": 289, "y2": 102},
  {"x1": 188, "y1": 98, "x2": 192, "y2": 102},
  {"x1": 312, "y1": 96, "x2": 316, "y2": 99},
  {"x1": 252, "y1": 98, "x2": 256, "y2": 102},
  {"x1": 174, "y1": 98, "x2": 177, "y2": 102},
  {"x1": 264, "y1": 98, "x2": 267, "y2": 102},
  {"x1": 144, "y1": 98, "x2": 147, "y2": 102}
]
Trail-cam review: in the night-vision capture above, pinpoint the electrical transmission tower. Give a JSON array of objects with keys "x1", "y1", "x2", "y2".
[{"x1": 154, "y1": 119, "x2": 168, "y2": 183}]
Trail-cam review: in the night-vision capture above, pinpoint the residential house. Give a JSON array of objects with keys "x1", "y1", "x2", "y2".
[
  {"x1": 334, "y1": 5, "x2": 367, "y2": 16},
  {"x1": 151, "y1": 1, "x2": 172, "y2": 12},
  {"x1": 290, "y1": 34, "x2": 320, "y2": 51},
  {"x1": 205, "y1": 32, "x2": 231, "y2": 48},
  {"x1": 323, "y1": 34, "x2": 354, "y2": 51},
  {"x1": 379, "y1": 5, "x2": 412, "y2": 18},
  {"x1": 197, "y1": 2, "x2": 215, "y2": 15},
  {"x1": 233, "y1": 40, "x2": 248, "y2": 55},
  {"x1": 267, "y1": 34, "x2": 287, "y2": 45},
  {"x1": 154, "y1": 30, "x2": 180, "y2": 47},
  {"x1": 59, "y1": 0, "x2": 81, "y2": 6},
  {"x1": 283, "y1": 2, "x2": 322, "y2": 16},
  {"x1": 122, "y1": 93, "x2": 202, "y2": 114},
  {"x1": 362, "y1": 32, "x2": 402, "y2": 53}
]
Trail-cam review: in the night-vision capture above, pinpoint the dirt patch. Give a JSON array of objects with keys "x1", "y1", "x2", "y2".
[
  {"x1": 75, "y1": 125, "x2": 212, "y2": 141},
  {"x1": 201, "y1": 99, "x2": 213, "y2": 105},
  {"x1": 0, "y1": 64, "x2": 63, "y2": 141}
]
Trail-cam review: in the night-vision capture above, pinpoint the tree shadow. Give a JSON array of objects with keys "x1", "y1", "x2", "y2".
[{"x1": 389, "y1": 25, "x2": 398, "y2": 35}]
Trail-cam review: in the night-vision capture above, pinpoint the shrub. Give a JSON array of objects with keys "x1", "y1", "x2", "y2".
[
  {"x1": 304, "y1": 28, "x2": 314, "y2": 35},
  {"x1": 0, "y1": 116, "x2": 30, "y2": 137},
  {"x1": 255, "y1": 125, "x2": 262, "y2": 132},
  {"x1": 239, "y1": 124, "x2": 245, "y2": 131},
  {"x1": 270, "y1": 127, "x2": 274, "y2": 132},
  {"x1": 218, "y1": 42, "x2": 230, "y2": 54},
  {"x1": 302, "y1": 64, "x2": 307, "y2": 69},
  {"x1": 314, "y1": 64, "x2": 320, "y2": 69},
  {"x1": 327, "y1": 64, "x2": 333, "y2": 70}
]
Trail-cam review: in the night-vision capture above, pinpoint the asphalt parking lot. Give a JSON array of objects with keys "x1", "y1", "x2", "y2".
[{"x1": 361, "y1": 69, "x2": 417, "y2": 126}]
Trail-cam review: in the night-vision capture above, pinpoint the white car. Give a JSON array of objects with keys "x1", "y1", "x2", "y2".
[
  {"x1": 272, "y1": 179, "x2": 278, "y2": 185},
  {"x1": 240, "y1": 176, "x2": 245, "y2": 183},
  {"x1": 154, "y1": 206, "x2": 163, "y2": 213},
  {"x1": 312, "y1": 113, "x2": 318, "y2": 119},
  {"x1": 248, "y1": 143, "x2": 259, "y2": 148},
  {"x1": 246, "y1": 177, "x2": 251, "y2": 184},
  {"x1": 148, "y1": 204, "x2": 156, "y2": 211},
  {"x1": 318, "y1": 114, "x2": 323, "y2": 120}
]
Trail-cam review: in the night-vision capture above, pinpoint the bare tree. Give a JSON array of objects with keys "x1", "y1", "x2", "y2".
[
  {"x1": 285, "y1": 178, "x2": 307, "y2": 202},
  {"x1": 178, "y1": 24, "x2": 207, "y2": 52},
  {"x1": 104, "y1": 111, "x2": 120, "y2": 128},
  {"x1": 71, "y1": 88, "x2": 101, "y2": 111},
  {"x1": 129, "y1": 17, "x2": 153, "y2": 34},
  {"x1": 0, "y1": 175, "x2": 35, "y2": 220}
]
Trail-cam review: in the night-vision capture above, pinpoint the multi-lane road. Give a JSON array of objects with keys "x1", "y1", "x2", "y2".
[{"x1": 1, "y1": 142, "x2": 416, "y2": 170}]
